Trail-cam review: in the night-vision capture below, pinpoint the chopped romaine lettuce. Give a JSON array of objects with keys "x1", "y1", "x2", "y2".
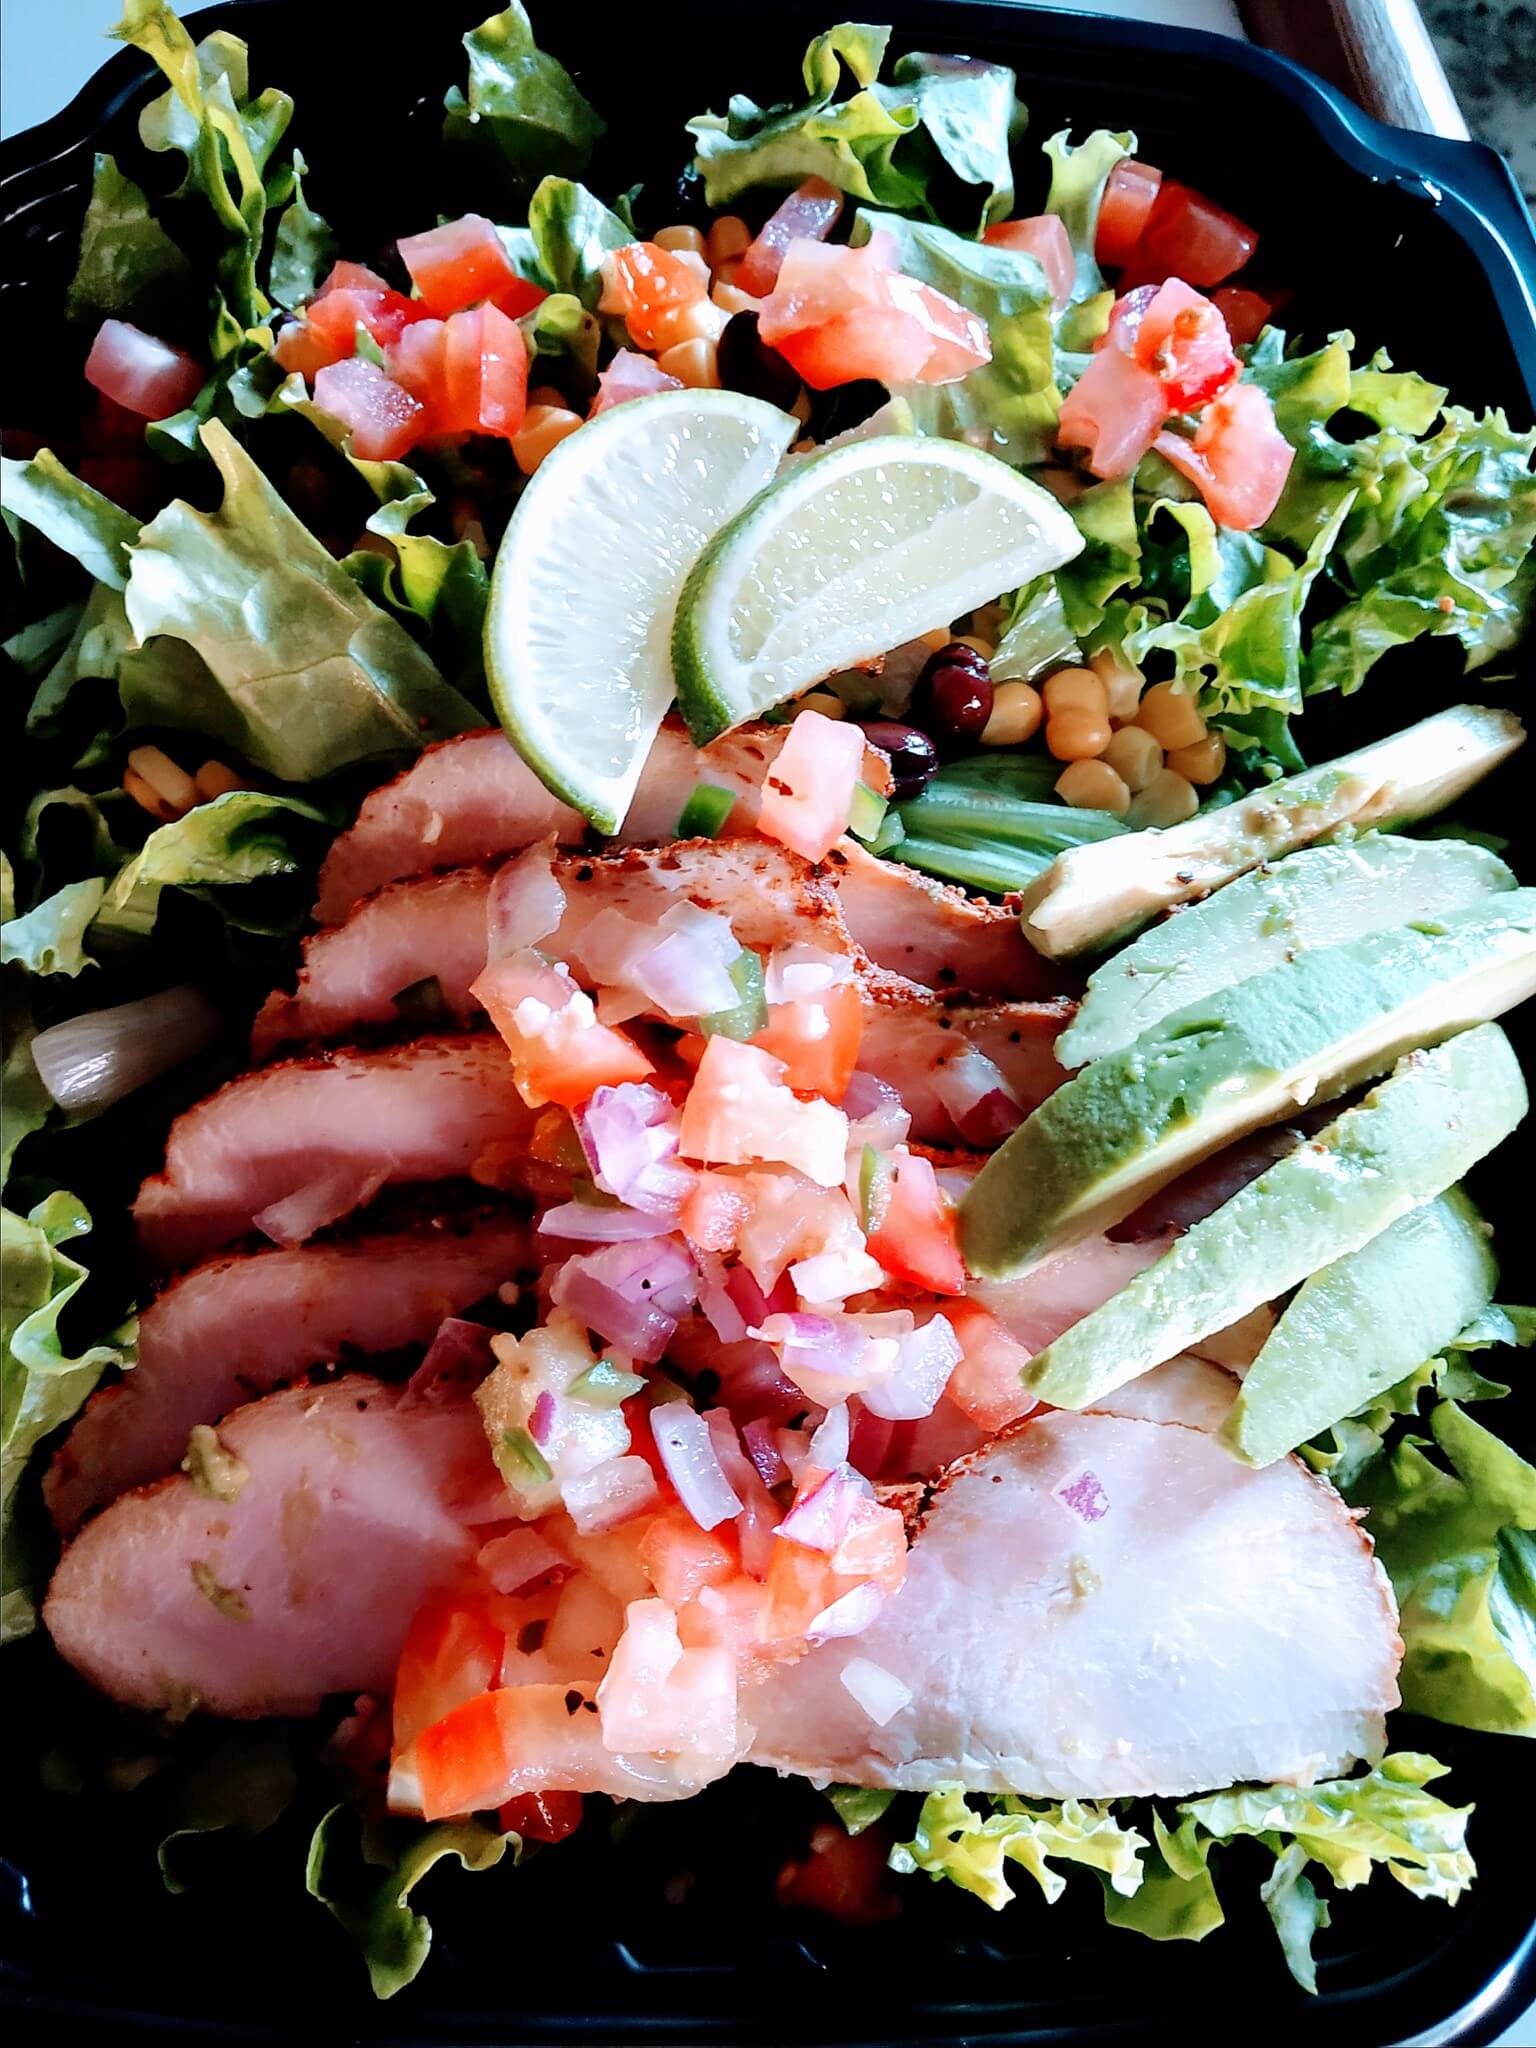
[
  {"x1": 1041, "y1": 127, "x2": 1132, "y2": 304},
  {"x1": 0, "y1": 880, "x2": 106, "y2": 978},
  {"x1": 527, "y1": 177, "x2": 631, "y2": 307},
  {"x1": 2, "y1": 450, "x2": 140, "y2": 590},
  {"x1": 65, "y1": 151, "x2": 192, "y2": 327},
  {"x1": 443, "y1": 4, "x2": 606, "y2": 202}
]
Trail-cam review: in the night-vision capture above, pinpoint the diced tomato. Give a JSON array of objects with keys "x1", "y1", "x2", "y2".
[
  {"x1": 679, "y1": 1036, "x2": 846, "y2": 1188},
  {"x1": 597, "y1": 1599, "x2": 738, "y2": 1756},
  {"x1": 943, "y1": 1302, "x2": 1039, "y2": 1433},
  {"x1": 882, "y1": 270, "x2": 994, "y2": 382},
  {"x1": 1155, "y1": 379, "x2": 1293, "y2": 531},
  {"x1": 774, "y1": 307, "x2": 932, "y2": 390},
  {"x1": 473, "y1": 949, "x2": 652, "y2": 1109},
  {"x1": 590, "y1": 347, "x2": 684, "y2": 417},
  {"x1": 737, "y1": 177, "x2": 845, "y2": 298},
  {"x1": 751, "y1": 981, "x2": 865, "y2": 1102},
  {"x1": 1122, "y1": 179, "x2": 1259, "y2": 289},
  {"x1": 1095, "y1": 158, "x2": 1163, "y2": 269},
  {"x1": 676, "y1": 1572, "x2": 766, "y2": 1654},
  {"x1": 398, "y1": 213, "x2": 547, "y2": 320},
  {"x1": 316, "y1": 260, "x2": 393, "y2": 297},
  {"x1": 313, "y1": 356, "x2": 427, "y2": 461},
  {"x1": 443, "y1": 303, "x2": 529, "y2": 440},
  {"x1": 394, "y1": 1593, "x2": 506, "y2": 1750},
  {"x1": 1130, "y1": 278, "x2": 1239, "y2": 413},
  {"x1": 757, "y1": 710, "x2": 866, "y2": 864},
  {"x1": 639, "y1": 1506, "x2": 740, "y2": 1606},
  {"x1": 982, "y1": 214, "x2": 1074, "y2": 308},
  {"x1": 414, "y1": 1689, "x2": 509, "y2": 1817},
  {"x1": 864, "y1": 1150, "x2": 965, "y2": 1295},
  {"x1": 776, "y1": 1820, "x2": 901, "y2": 1924},
  {"x1": 1057, "y1": 342, "x2": 1167, "y2": 479},
  {"x1": 497, "y1": 1789, "x2": 584, "y2": 1843},
  {"x1": 84, "y1": 318, "x2": 203, "y2": 420},
  {"x1": 387, "y1": 316, "x2": 449, "y2": 410},
  {"x1": 276, "y1": 275, "x2": 427, "y2": 378},
  {"x1": 414, "y1": 1681, "x2": 615, "y2": 1819},
  {"x1": 680, "y1": 1170, "x2": 752, "y2": 1252},
  {"x1": 759, "y1": 235, "x2": 989, "y2": 391},
  {"x1": 600, "y1": 241, "x2": 709, "y2": 351},
  {"x1": 1211, "y1": 285, "x2": 1272, "y2": 348}
]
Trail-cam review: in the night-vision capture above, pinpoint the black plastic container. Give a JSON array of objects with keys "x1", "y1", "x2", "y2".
[{"x1": 2, "y1": 5, "x2": 1533, "y2": 2043}]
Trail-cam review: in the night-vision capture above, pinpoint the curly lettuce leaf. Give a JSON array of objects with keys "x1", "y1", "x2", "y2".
[
  {"x1": 306, "y1": 1803, "x2": 519, "y2": 1998},
  {"x1": 443, "y1": 4, "x2": 605, "y2": 202},
  {"x1": 1348, "y1": 1396, "x2": 1536, "y2": 1735},
  {"x1": 527, "y1": 177, "x2": 631, "y2": 307},
  {"x1": 0, "y1": 881, "x2": 106, "y2": 978},
  {"x1": 1055, "y1": 476, "x2": 1139, "y2": 639},
  {"x1": 1260, "y1": 1842, "x2": 1333, "y2": 1995},
  {"x1": 827, "y1": 1786, "x2": 896, "y2": 1835},
  {"x1": 890, "y1": 1784, "x2": 1146, "y2": 1910},
  {"x1": 1042, "y1": 128, "x2": 1132, "y2": 304},
  {"x1": 65, "y1": 151, "x2": 192, "y2": 327},
  {"x1": 267, "y1": 147, "x2": 336, "y2": 312},
  {"x1": 92, "y1": 789, "x2": 331, "y2": 943},
  {"x1": 2, "y1": 450, "x2": 140, "y2": 590},
  {"x1": 1099, "y1": 1812, "x2": 1224, "y2": 1944},
  {"x1": 2, "y1": 1192, "x2": 136, "y2": 1641},
  {"x1": 851, "y1": 209, "x2": 1059, "y2": 464},
  {"x1": 689, "y1": 25, "x2": 1018, "y2": 229},
  {"x1": 121, "y1": 421, "x2": 480, "y2": 779}
]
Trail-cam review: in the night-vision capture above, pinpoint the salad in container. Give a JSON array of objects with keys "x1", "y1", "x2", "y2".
[{"x1": 3, "y1": 0, "x2": 1534, "y2": 2010}]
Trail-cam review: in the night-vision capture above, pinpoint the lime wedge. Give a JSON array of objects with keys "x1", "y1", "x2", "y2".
[
  {"x1": 672, "y1": 436, "x2": 1084, "y2": 743},
  {"x1": 485, "y1": 391, "x2": 798, "y2": 833}
]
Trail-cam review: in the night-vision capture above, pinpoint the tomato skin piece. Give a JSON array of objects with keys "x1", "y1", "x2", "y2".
[
  {"x1": 313, "y1": 356, "x2": 428, "y2": 461},
  {"x1": 1057, "y1": 342, "x2": 1167, "y2": 479},
  {"x1": 394, "y1": 1594, "x2": 506, "y2": 1750},
  {"x1": 1095, "y1": 158, "x2": 1163, "y2": 269},
  {"x1": 1122, "y1": 179, "x2": 1259, "y2": 289},
  {"x1": 982, "y1": 214, "x2": 1074, "y2": 308},
  {"x1": 1211, "y1": 285, "x2": 1272, "y2": 348},
  {"x1": 398, "y1": 213, "x2": 547, "y2": 320},
  {"x1": 590, "y1": 347, "x2": 684, "y2": 416},
  {"x1": 1131, "y1": 278, "x2": 1239, "y2": 413},
  {"x1": 750, "y1": 981, "x2": 865, "y2": 1102},
  {"x1": 864, "y1": 1151, "x2": 965, "y2": 1295},
  {"x1": 316, "y1": 260, "x2": 393, "y2": 297},
  {"x1": 1155, "y1": 379, "x2": 1293, "y2": 531},
  {"x1": 736, "y1": 177, "x2": 845, "y2": 298},
  {"x1": 497, "y1": 1790, "x2": 583, "y2": 1843},
  {"x1": 84, "y1": 319, "x2": 204, "y2": 420}
]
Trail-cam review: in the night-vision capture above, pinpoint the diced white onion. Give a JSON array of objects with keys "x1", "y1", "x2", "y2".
[
  {"x1": 807, "y1": 1401, "x2": 850, "y2": 1469},
  {"x1": 652, "y1": 1404, "x2": 744, "y2": 1529}
]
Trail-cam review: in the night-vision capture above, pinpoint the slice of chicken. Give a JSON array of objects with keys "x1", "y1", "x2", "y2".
[
  {"x1": 857, "y1": 984, "x2": 1071, "y2": 1144},
  {"x1": 313, "y1": 722, "x2": 890, "y2": 925},
  {"x1": 255, "y1": 841, "x2": 851, "y2": 1057},
  {"x1": 43, "y1": 1380, "x2": 493, "y2": 1717},
  {"x1": 134, "y1": 1035, "x2": 532, "y2": 1269},
  {"x1": 828, "y1": 839, "x2": 1064, "y2": 1001},
  {"x1": 745, "y1": 1410, "x2": 1401, "y2": 1798},
  {"x1": 45, "y1": 1213, "x2": 531, "y2": 1536}
]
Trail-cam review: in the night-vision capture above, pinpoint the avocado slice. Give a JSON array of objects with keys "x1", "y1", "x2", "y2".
[
  {"x1": 1021, "y1": 1024, "x2": 1526, "y2": 1412},
  {"x1": 1017, "y1": 704, "x2": 1525, "y2": 960},
  {"x1": 1219, "y1": 1187, "x2": 1497, "y2": 1468},
  {"x1": 961, "y1": 889, "x2": 1536, "y2": 1279},
  {"x1": 1058, "y1": 836, "x2": 1516, "y2": 1069}
]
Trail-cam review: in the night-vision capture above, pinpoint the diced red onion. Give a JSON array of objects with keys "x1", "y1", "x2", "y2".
[
  {"x1": 955, "y1": 1088, "x2": 1026, "y2": 1148},
  {"x1": 789, "y1": 1245, "x2": 884, "y2": 1305},
  {"x1": 807, "y1": 1580, "x2": 885, "y2": 1641},
  {"x1": 629, "y1": 920, "x2": 740, "y2": 1018},
  {"x1": 932, "y1": 1047, "x2": 1019, "y2": 1141},
  {"x1": 252, "y1": 1164, "x2": 386, "y2": 1247},
  {"x1": 402, "y1": 1317, "x2": 497, "y2": 1407},
  {"x1": 538, "y1": 1200, "x2": 670, "y2": 1243},
  {"x1": 778, "y1": 1460, "x2": 874, "y2": 1552},
  {"x1": 808, "y1": 1401, "x2": 850, "y2": 1469},
  {"x1": 695, "y1": 1253, "x2": 749, "y2": 1342},
  {"x1": 839, "y1": 1655, "x2": 912, "y2": 1725},
  {"x1": 574, "y1": 907, "x2": 655, "y2": 987},
  {"x1": 839, "y1": 1070, "x2": 904, "y2": 1122},
  {"x1": 576, "y1": 1082, "x2": 693, "y2": 1217},
  {"x1": 778, "y1": 1426, "x2": 813, "y2": 1483},
  {"x1": 704, "y1": 1407, "x2": 781, "y2": 1577},
  {"x1": 477, "y1": 1527, "x2": 567, "y2": 1593},
  {"x1": 564, "y1": 1453, "x2": 661, "y2": 1534},
  {"x1": 486, "y1": 840, "x2": 565, "y2": 961},
  {"x1": 652, "y1": 1404, "x2": 744, "y2": 1530},
  {"x1": 528, "y1": 1390, "x2": 557, "y2": 1448},
  {"x1": 846, "y1": 1402, "x2": 897, "y2": 1479},
  {"x1": 743, "y1": 1417, "x2": 789, "y2": 1488},
  {"x1": 549, "y1": 1259, "x2": 678, "y2": 1363},
  {"x1": 764, "y1": 943, "x2": 853, "y2": 1006},
  {"x1": 861, "y1": 1314, "x2": 963, "y2": 1422},
  {"x1": 32, "y1": 984, "x2": 220, "y2": 1113},
  {"x1": 711, "y1": 1339, "x2": 805, "y2": 1427},
  {"x1": 724, "y1": 1263, "x2": 795, "y2": 1329}
]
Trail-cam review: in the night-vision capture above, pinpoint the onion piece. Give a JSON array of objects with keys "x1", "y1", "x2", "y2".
[
  {"x1": 839, "y1": 1655, "x2": 912, "y2": 1724},
  {"x1": 576, "y1": 1082, "x2": 693, "y2": 1217},
  {"x1": 743, "y1": 1418, "x2": 789, "y2": 1488},
  {"x1": 32, "y1": 985, "x2": 220, "y2": 1113},
  {"x1": 931, "y1": 1047, "x2": 1020, "y2": 1144},
  {"x1": 477, "y1": 1527, "x2": 567, "y2": 1593},
  {"x1": 808, "y1": 1580, "x2": 886, "y2": 1641},
  {"x1": 538, "y1": 1200, "x2": 671, "y2": 1243},
  {"x1": 704, "y1": 1407, "x2": 782, "y2": 1578},
  {"x1": 252, "y1": 1164, "x2": 386, "y2": 1247},
  {"x1": 808, "y1": 1402, "x2": 850, "y2": 1469},
  {"x1": 564, "y1": 1453, "x2": 662, "y2": 1534},
  {"x1": 790, "y1": 1245, "x2": 885, "y2": 1305},
  {"x1": 402, "y1": 1317, "x2": 497, "y2": 1407},
  {"x1": 652, "y1": 1404, "x2": 744, "y2": 1530},
  {"x1": 861, "y1": 1314, "x2": 962, "y2": 1421},
  {"x1": 486, "y1": 838, "x2": 565, "y2": 960},
  {"x1": 765, "y1": 944, "x2": 854, "y2": 1006},
  {"x1": 778, "y1": 1461, "x2": 873, "y2": 1552}
]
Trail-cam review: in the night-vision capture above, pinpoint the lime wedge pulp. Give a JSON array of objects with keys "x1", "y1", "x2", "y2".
[
  {"x1": 672, "y1": 436, "x2": 1084, "y2": 744},
  {"x1": 485, "y1": 390, "x2": 798, "y2": 833}
]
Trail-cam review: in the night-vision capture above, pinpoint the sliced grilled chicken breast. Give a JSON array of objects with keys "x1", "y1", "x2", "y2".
[
  {"x1": 43, "y1": 1380, "x2": 492, "y2": 1716},
  {"x1": 45, "y1": 1214, "x2": 530, "y2": 1535},
  {"x1": 829, "y1": 839, "x2": 1061, "y2": 1000},
  {"x1": 745, "y1": 1410, "x2": 1401, "y2": 1798},
  {"x1": 134, "y1": 1035, "x2": 531, "y2": 1268},
  {"x1": 857, "y1": 987, "x2": 1070, "y2": 1143}
]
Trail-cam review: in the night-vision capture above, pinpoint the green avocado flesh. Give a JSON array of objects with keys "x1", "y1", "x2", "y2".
[
  {"x1": 1020, "y1": 1024, "x2": 1527, "y2": 1411},
  {"x1": 960, "y1": 889, "x2": 1536, "y2": 1280},
  {"x1": 1219, "y1": 1187, "x2": 1497, "y2": 1467},
  {"x1": 1058, "y1": 836, "x2": 1516, "y2": 1069},
  {"x1": 1016, "y1": 702, "x2": 1525, "y2": 961}
]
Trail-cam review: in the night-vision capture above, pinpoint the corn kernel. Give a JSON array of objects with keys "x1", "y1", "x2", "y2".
[
  {"x1": 127, "y1": 744, "x2": 197, "y2": 816},
  {"x1": 711, "y1": 281, "x2": 759, "y2": 317},
  {"x1": 920, "y1": 627, "x2": 952, "y2": 654},
  {"x1": 122, "y1": 768, "x2": 179, "y2": 823},
  {"x1": 658, "y1": 337, "x2": 720, "y2": 390},
  {"x1": 1042, "y1": 666, "x2": 1109, "y2": 721},
  {"x1": 981, "y1": 680, "x2": 1043, "y2": 747},
  {"x1": 652, "y1": 296, "x2": 726, "y2": 350},
  {"x1": 1136, "y1": 680, "x2": 1207, "y2": 751},
  {"x1": 1046, "y1": 710, "x2": 1112, "y2": 762},
  {"x1": 1128, "y1": 767, "x2": 1200, "y2": 828},
  {"x1": 1102, "y1": 725, "x2": 1164, "y2": 793},
  {"x1": 952, "y1": 634, "x2": 995, "y2": 660},
  {"x1": 798, "y1": 690, "x2": 845, "y2": 720},
  {"x1": 672, "y1": 249, "x2": 712, "y2": 286},
  {"x1": 1166, "y1": 732, "x2": 1228, "y2": 787},
  {"x1": 1090, "y1": 644, "x2": 1144, "y2": 723},
  {"x1": 1056, "y1": 758, "x2": 1131, "y2": 815},
  {"x1": 655, "y1": 224, "x2": 707, "y2": 257},
  {"x1": 707, "y1": 216, "x2": 752, "y2": 267},
  {"x1": 511, "y1": 404, "x2": 583, "y2": 475},
  {"x1": 713, "y1": 259, "x2": 743, "y2": 293},
  {"x1": 194, "y1": 760, "x2": 247, "y2": 802}
]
